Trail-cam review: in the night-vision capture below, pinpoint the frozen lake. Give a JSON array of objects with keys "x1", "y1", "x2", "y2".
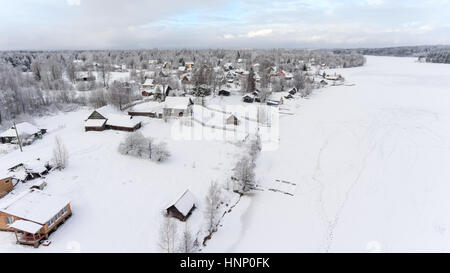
[{"x1": 209, "y1": 56, "x2": 450, "y2": 252}]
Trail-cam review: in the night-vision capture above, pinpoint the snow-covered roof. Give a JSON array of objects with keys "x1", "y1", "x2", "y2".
[
  {"x1": 163, "y1": 97, "x2": 192, "y2": 110},
  {"x1": 106, "y1": 114, "x2": 141, "y2": 128},
  {"x1": 269, "y1": 92, "x2": 286, "y2": 102},
  {"x1": 170, "y1": 189, "x2": 196, "y2": 217},
  {"x1": 142, "y1": 79, "x2": 154, "y2": 86},
  {"x1": 9, "y1": 220, "x2": 43, "y2": 234},
  {"x1": 0, "y1": 122, "x2": 40, "y2": 138},
  {"x1": 85, "y1": 119, "x2": 106, "y2": 127},
  {"x1": 0, "y1": 189, "x2": 70, "y2": 225},
  {"x1": 87, "y1": 105, "x2": 120, "y2": 120}
]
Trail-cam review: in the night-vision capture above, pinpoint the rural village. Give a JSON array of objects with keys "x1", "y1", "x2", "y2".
[{"x1": 0, "y1": 49, "x2": 362, "y2": 251}]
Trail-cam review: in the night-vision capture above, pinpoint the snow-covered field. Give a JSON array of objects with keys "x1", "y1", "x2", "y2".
[
  {"x1": 1, "y1": 56, "x2": 450, "y2": 252},
  {"x1": 0, "y1": 110, "x2": 245, "y2": 252},
  {"x1": 206, "y1": 56, "x2": 450, "y2": 253}
]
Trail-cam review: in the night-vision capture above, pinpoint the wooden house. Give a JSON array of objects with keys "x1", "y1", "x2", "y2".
[
  {"x1": 0, "y1": 122, "x2": 46, "y2": 144},
  {"x1": 0, "y1": 177, "x2": 14, "y2": 198},
  {"x1": 163, "y1": 97, "x2": 194, "y2": 118},
  {"x1": 166, "y1": 190, "x2": 196, "y2": 221},
  {"x1": 85, "y1": 106, "x2": 142, "y2": 132},
  {"x1": 185, "y1": 62, "x2": 194, "y2": 69},
  {"x1": 0, "y1": 189, "x2": 72, "y2": 248}
]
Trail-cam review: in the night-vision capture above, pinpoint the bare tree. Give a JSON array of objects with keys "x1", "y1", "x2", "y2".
[
  {"x1": 178, "y1": 223, "x2": 196, "y2": 253},
  {"x1": 52, "y1": 136, "x2": 69, "y2": 170},
  {"x1": 158, "y1": 217, "x2": 178, "y2": 253},
  {"x1": 204, "y1": 181, "x2": 222, "y2": 236},
  {"x1": 118, "y1": 131, "x2": 148, "y2": 158},
  {"x1": 232, "y1": 156, "x2": 256, "y2": 194}
]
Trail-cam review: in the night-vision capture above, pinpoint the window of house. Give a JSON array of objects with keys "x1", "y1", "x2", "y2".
[
  {"x1": 6, "y1": 216, "x2": 14, "y2": 225},
  {"x1": 48, "y1": 218, "x2": 54, "y2": 227},
  {"x1": 4, "y1": 179, "x2": 10, "y2": 184},
  {"x1": 62, "y1": 207, "x2": 67, "y2": 215}
]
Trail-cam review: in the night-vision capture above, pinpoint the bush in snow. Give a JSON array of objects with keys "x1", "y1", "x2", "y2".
[
  {"x1": 118, "y1": 132, "x2": 170, "y2": 162},
  {"x1": 151, "y1": 142, "x2": 170, "y2": 162},
  {"x1": 52, "y1": 136, "x2": 69, "y2": 170},
  {"x1": 118, "y1": 131, "x2": 148, "y2": 158}
]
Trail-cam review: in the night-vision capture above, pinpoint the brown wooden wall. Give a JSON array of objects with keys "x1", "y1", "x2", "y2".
[{"x1": 0, "y1": 178, "x2": 13, "y2": 198}]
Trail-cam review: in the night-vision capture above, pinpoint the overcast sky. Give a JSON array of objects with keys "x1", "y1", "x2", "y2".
[{"x1": 1, "y1": 0, "x2": 450, "y2": 50}]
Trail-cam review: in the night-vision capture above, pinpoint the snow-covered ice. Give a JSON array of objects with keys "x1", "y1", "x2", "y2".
[{"x1": 206, "y1": 56, "x2": 450, "y2": 253}]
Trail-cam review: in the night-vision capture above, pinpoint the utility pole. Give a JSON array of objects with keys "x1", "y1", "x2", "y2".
[{"x1": 13, "y1": 122, "x2": 23, "y2": 152}]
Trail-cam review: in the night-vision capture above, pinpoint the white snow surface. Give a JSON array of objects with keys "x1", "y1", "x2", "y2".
[
  {"x1": 0, "y1": 107, "x2": 243, "y2": 252},
  {"x1": 206, "y1": 56, "x2": 450, "y2": 253}
]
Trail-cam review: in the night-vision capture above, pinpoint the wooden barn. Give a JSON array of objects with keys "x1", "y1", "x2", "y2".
[
  {"x1": 166, "y1": 189, "x2": 196, "y2": 221},
  {"x1": 0, "y1": 189, "x2": 72, "y2": 248},
  {"x1": 85, "y1": 119, "x2": 107, "y2": 131},
  {"x1": 85, "y1": 106, "x2": 142, "y2": 132},
  {"x1": 105, "y1": 115, "x2": 142, "y2": 132}
]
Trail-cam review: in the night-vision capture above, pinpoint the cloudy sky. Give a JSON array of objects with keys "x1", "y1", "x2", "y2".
[{"x1": 1, "y1": 0, "x2": 450, "y2": 50}]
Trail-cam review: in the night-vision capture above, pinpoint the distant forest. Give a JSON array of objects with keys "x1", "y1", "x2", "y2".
[{"x1": 333, "y1": 45, "x2": 450, "y2": 64}]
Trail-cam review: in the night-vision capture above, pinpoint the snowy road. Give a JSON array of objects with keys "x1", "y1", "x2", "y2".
[{"x1": 208, "y1": 56, "x2": 450, "y2": 252}]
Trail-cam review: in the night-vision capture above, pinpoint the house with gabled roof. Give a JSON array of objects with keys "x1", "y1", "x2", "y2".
[
  {"x1": 0, "y1": 189, "x2": 72, "y2": 248},
  {"x1": 166, "y1": 189, "x2": 196, "y2": 221},
  {"x1": 163, "y1": 97, "x2": 194, "y2": 118}
]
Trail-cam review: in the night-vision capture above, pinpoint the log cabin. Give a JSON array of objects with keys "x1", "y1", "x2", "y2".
[{"x1": 0, "y1": 189, "x2": 72, "y2": 248}]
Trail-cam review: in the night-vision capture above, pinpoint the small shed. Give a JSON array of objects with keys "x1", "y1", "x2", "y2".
[
  {"x1": 288, "y1": 88, "x2": 297, "y2": 95},
  {"x1": 218, "y1": 90, "x2": 231, "y2": 96},
  {"x1": 226, "y1": 115, "x2": 240, "y2": 126},
  {"x1": 242, "y1": 94, "x2": 255, "y2": 103},
  {"x1": 166, "y1": 190, "x2": 196, "y2": 221}
]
